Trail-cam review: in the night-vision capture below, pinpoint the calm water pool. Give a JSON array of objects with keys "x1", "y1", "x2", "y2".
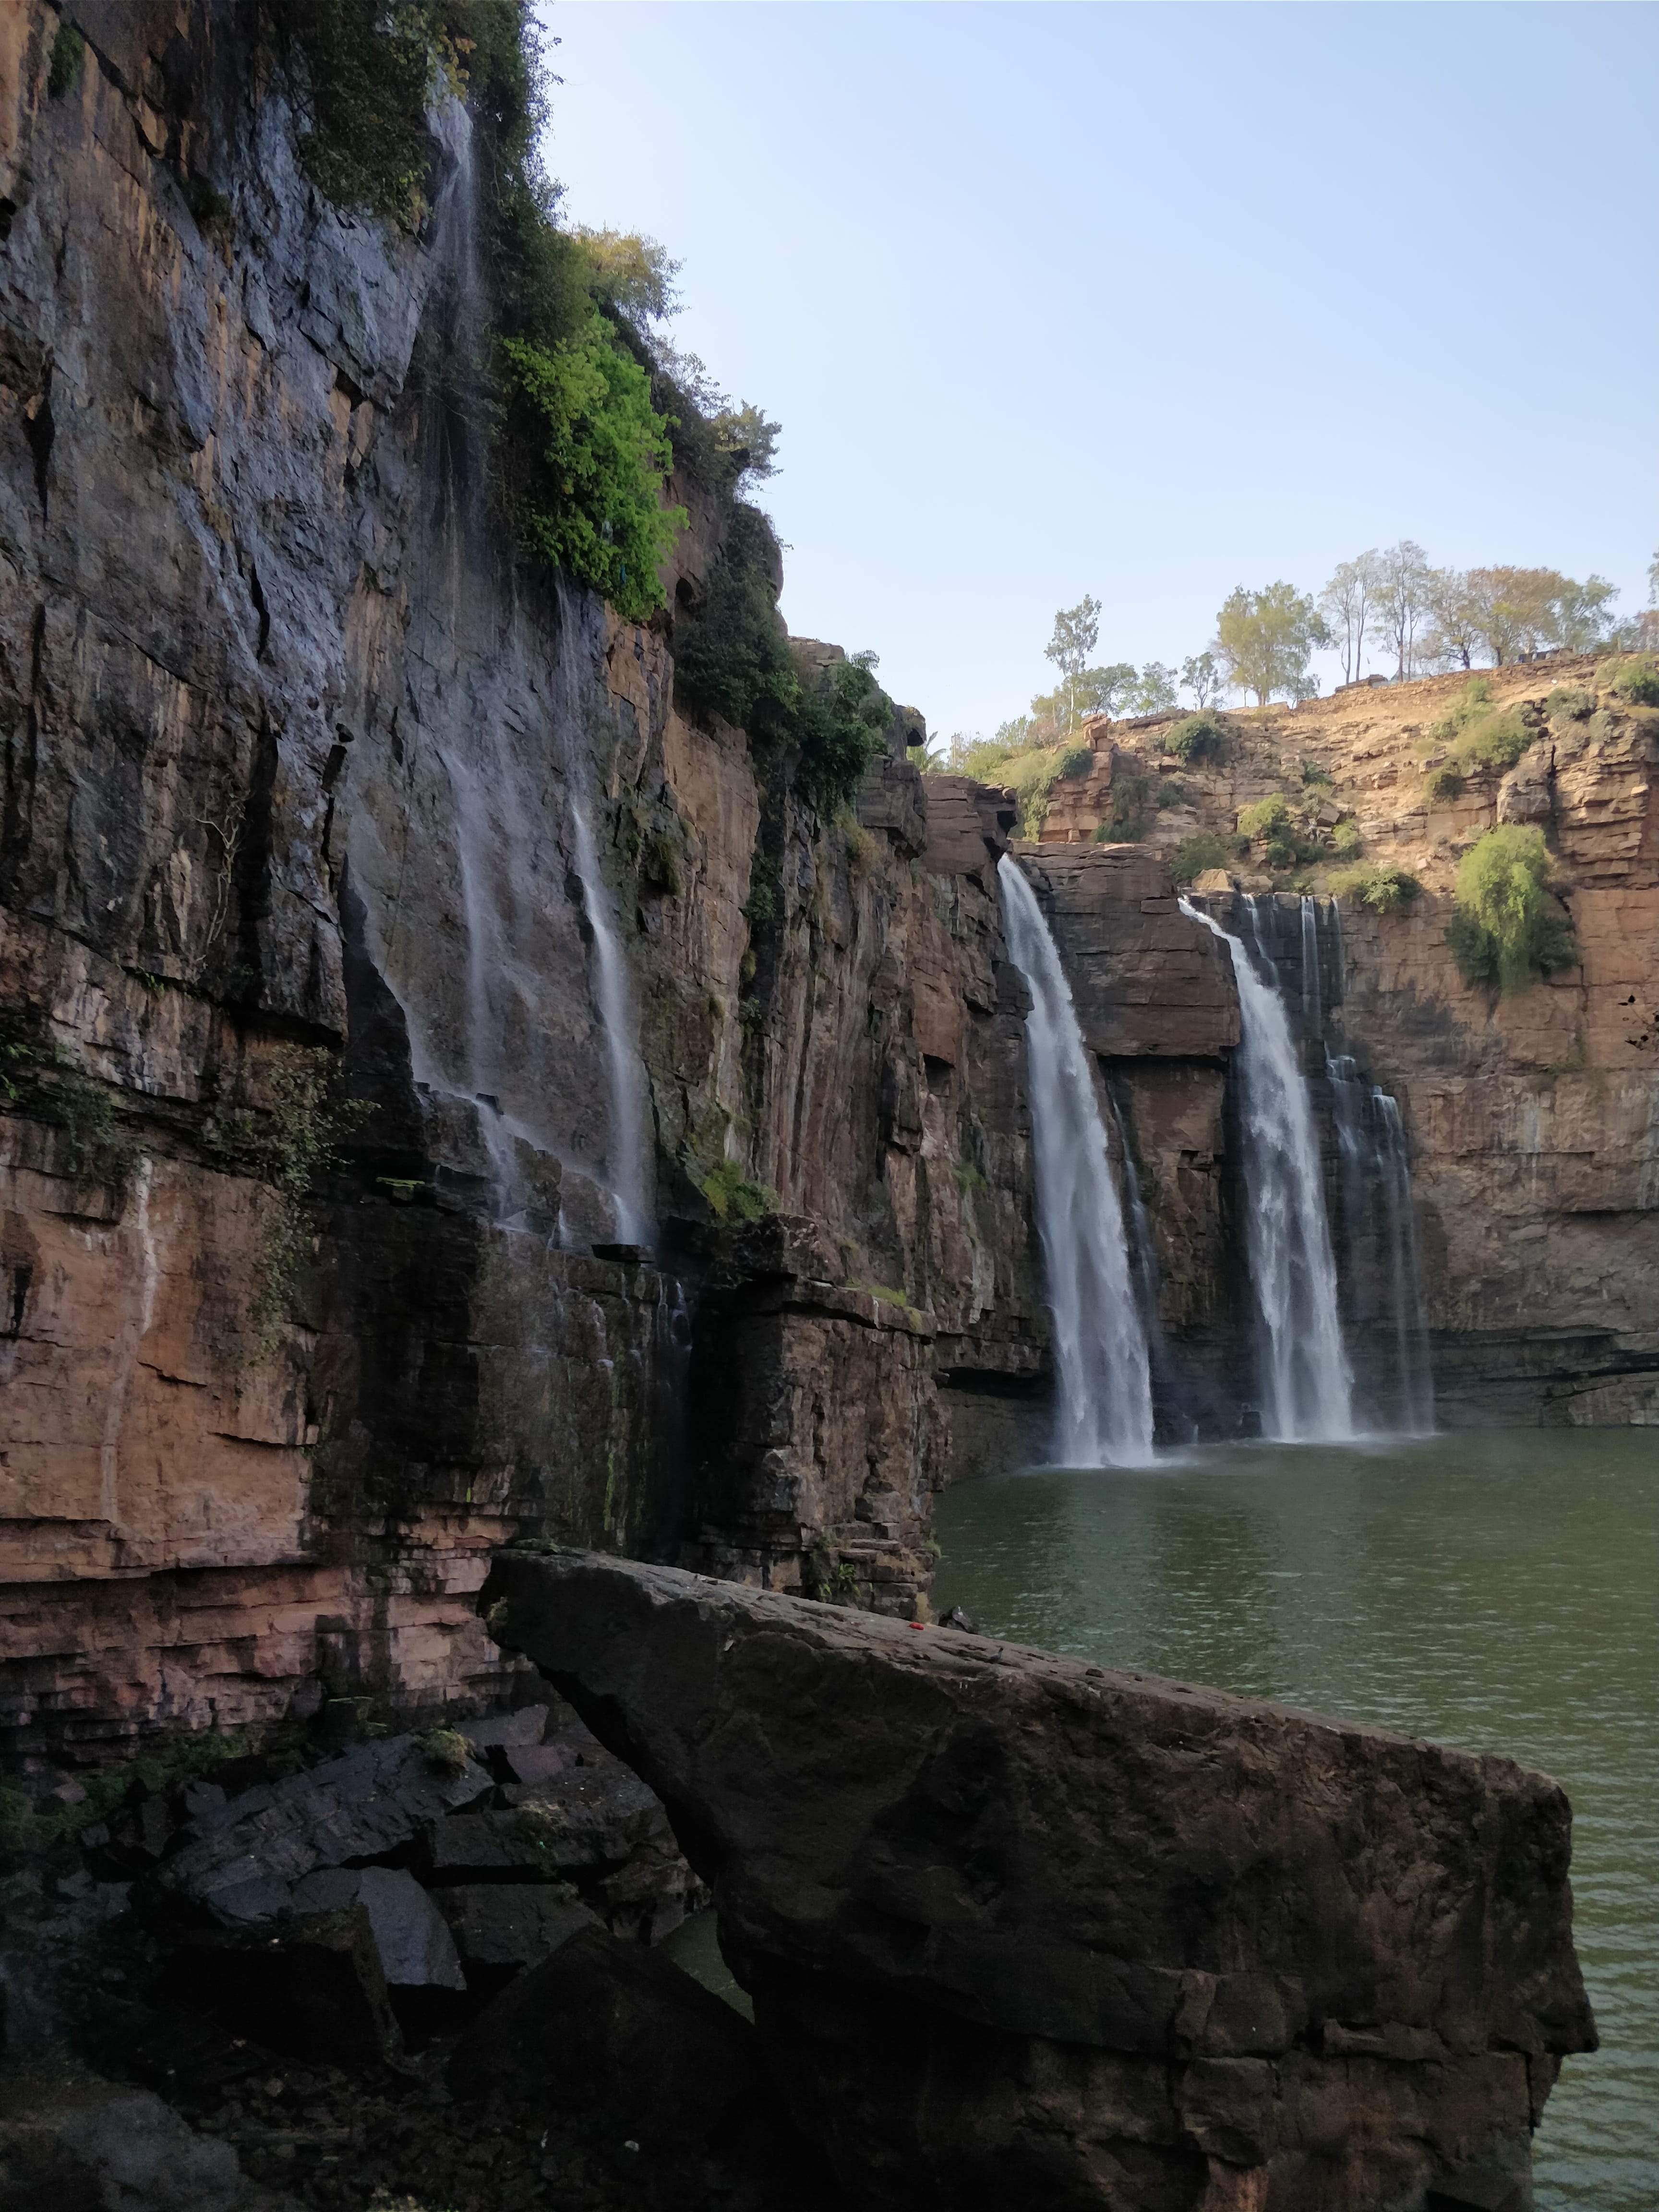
[{"x1": 932, "y1": 1430, "x2": 1657, "y2": 2212}]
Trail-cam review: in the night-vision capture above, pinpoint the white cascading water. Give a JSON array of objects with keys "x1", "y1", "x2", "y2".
[
  {"x1": 568, "y1": 789, "x2": 650, "y2": 1245},
  {"x1": 1373, "y1": 1091, "x2": 1434, "y2": 1434},
  {"x1": 1180, "y1": 896, "x2": 1355, "y2": 1441},
  {"x1": 998, "y1": 856, "x2": 1154, "y2": 1466}
]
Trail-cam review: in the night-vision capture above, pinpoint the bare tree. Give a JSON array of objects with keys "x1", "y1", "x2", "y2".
[
  {"x1": 1318, "y1": 553, "x2": 1382, "y2": 685},
  {"x1": 1180, "y1": 651, "x2": 1224, "y2": 709},
  {"x1": 1373, "y1": 541, "x2": 1431, "y2": 680},
  {"x1": 1045, "y1": 597, "x2": 1103, "y2": 732}
]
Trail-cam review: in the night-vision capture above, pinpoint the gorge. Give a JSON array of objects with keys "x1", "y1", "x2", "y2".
[{"x1": 0, "y1": 8, "x2": 1654, "y2": 2211}]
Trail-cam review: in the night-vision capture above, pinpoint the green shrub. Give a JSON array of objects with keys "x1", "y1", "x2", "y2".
[
  {"x1": 684, "y1": 1152, "x2": 778, "y2": 1224},
  {"x1": 1300, "y1": 758, "x2": 1334, "y2": 789},
  {"x1": 675, "y1": 517, "x2": 891, "y2": 812},
  {"x1": 1424, "y1": 764, "x2": 1465, "y2": 803},
  {"x1": 1601, "y1": 656, "x2": 1659, "y2": 706},
  {"x1": 272, "y1": 0, "x2": 468, "y2": 224},
  {"x1": 1058, "y1": 745, "x2": 1094, "y2": 780},
  {"x1": 1158, "y1": 712, "x2": 1224, "y2": 764},
  {"x1": 47, "y1": 23, "x2": 84, "y2": 97},
  {"x1": 1328, "y1": 862, "x2": 1420, "y2": 914},
  {"x1": 1449, "y1": 706, "x2": 1535, "y2": 776},
  {"x1": 1429, "y1": 675, "x2": 1495, "y2": 745},
  {"x1": 503, "y1": 331, "x2": 685, "y2": 623},
  {"x1": 1447, "y1": 826, "x2": 1579, "y2": 994},
  {"x1": 1544, "y1": 686, "x2": 1596, "y2": 722},
  {"x1": 1169, "y1": 831, "x2": 1233, "y2": 883},
  {"x1": 1237, "y1": 793, "x2": 1295, "y2": 842},
  {"x1": 1330, "y1": 817, "x2": 1363, "y2": 860}
]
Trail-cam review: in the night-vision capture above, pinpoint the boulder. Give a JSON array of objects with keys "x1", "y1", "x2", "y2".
[
  {"x1": 481, "y1": 1547, "x2": 1597, "y2": 2212},
  {"x1": 163, "y1": 1906, "x2": 402, "y2": 2067},
  {"x1": 160, "y1": 1736, "x2": 493, "y2": 1923},
  {"x1": 289, "y1": 1866, "x2": 465, "y2": 1990},
  {"x1": 446, "y1": 1923, "x2": 760, "y2": 2153},
  {"x1": 0, "y1": 2072, "x2": 300, "y2": 2212},
  {"x1": 433, "y1": 1884, "x2": 600, "y2": 1974}
]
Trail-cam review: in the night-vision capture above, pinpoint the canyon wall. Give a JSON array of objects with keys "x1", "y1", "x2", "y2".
[
  {"x1": 1, "y1": 3, "x2": 1652, "y2": 1782},
  {"x1": 1040, "y1": 661, "x2": 1659, "y2": 1426}
]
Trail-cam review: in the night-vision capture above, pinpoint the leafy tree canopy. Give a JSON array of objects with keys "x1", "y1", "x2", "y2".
[
  {"x1": 1448, "y1": 826, "x2": 1579, "y2": 995},
  {"x1": 1214, "y1": 581, "x2": 1331, "y2": 705}
]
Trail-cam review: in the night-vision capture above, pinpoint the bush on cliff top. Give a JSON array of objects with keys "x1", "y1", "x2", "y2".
[
  {"x1": 674, "y1": 512, "x2": 892, "y2": 812},
  {"x1": 1446, "y1": 825, "x2": 1579, "y2": 995},
  {"x1": 1328, "y1": 862, "x2": 1420, "y2": 914}
]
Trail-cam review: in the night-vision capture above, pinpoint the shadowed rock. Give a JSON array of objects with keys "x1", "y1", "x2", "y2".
[{"x1": 481, "y1": 1546, "x2": 1595, "y2": 2212}]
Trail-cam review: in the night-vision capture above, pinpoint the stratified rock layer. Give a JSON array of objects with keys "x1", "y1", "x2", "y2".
[{"x1": 482, "y1": 1546, "x2": 1596, "y2": 2212}]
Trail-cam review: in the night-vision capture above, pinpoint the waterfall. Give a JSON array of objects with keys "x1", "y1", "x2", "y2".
[
  {"x1": 568, "y1": 791, "x2": 650, "y2": 1245},
  {"x1": 1374, "y1": 1092, "x2": 1434, "y2": 1434},
  {"x1": 1299, "y1": 894, "x2": 1323, "y2": 1037},
  {"x1": 1180, "y1": 897, "x2": 1354, "y2": 1441},
  {"x1": 998, "y1": 857, "x2": 1154, "y2": 1467},
  {"x1": 1327, "y1": 1055, "x2": 1434, "y2": 1434}
]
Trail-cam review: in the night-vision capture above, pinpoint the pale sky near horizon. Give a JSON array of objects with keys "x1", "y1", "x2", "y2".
[{"x1": 536, "y1": 1, "x2": 1658, "y2": 742}]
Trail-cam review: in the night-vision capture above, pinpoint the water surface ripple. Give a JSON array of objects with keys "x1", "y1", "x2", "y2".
[{"x1": 932, "y1": 1431, "x2": 1657, "y2": 2212}]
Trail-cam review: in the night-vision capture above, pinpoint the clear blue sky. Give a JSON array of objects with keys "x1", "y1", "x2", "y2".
[{"x1": 536, "y1": 2, "x2": 1658, "y2": 741}]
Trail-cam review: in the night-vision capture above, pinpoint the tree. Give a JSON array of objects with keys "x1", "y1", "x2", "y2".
[
  {"x1": 1448, "y1": 826, "x2": 1579, "y2": 996},
  {"x1": 1077, "y1": 662, "x2": 1138, "y2": 720},
  {"x1": 1550, "y1": 573, "x2": 1619, "y2": 653},
  {"x1": 1181, "y1": 651, "x2": 1224, "y2": 709},
  {"x1": 1045, "y1": 597, "x2": 1102, "y2": 731},
  {"x1": 1318, "y1": 552, "x2": 1382, "y2": 685},
  {"x1": 1372, "y1": 541, "x2": 1432, "y2": 680},
  {"x1": 1130, "y1": 662, "x2": 1179, "y2": 714},
  {"x1": 1422, "y1": 567, "x2": 1480, "y2": 670},
  {"x1": 1213, "y1": 582, "x2": 1331, "y2": 706}
]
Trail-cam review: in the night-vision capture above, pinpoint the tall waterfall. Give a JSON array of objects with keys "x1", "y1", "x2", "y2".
[
  {"x1": 998, "y1": 857, "x2": 1154, "y2": 1466},
  {"x1": 1181, "y1": 897, "x2": 1355, "y2": 1441},
  {"x1": 568, "y1": 791, "x2": 650, "y2": 1245},
  {"x1": 1328, "y1": 1056, "x2": 1434, "y2": 1434},
  {"x1": 555, "y1": 584, "x2": 652, "y2": 1248},
  {"x1": 1374, "y1": 1093, "x2": 1434, "y2": 1433}
]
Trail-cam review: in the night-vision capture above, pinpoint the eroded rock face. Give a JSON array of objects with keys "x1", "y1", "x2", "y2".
[{"x1": 482, "y1": 1546, "x2": 1596, "y2": 2212}]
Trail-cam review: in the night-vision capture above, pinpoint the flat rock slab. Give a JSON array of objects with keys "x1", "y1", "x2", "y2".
[
  {"x1": 161, "y1": 1736, "x2": 492, "y2": 1922},
  {"x1": 482, "y1": 1547, "x2": 1596, "y2": 2212}
]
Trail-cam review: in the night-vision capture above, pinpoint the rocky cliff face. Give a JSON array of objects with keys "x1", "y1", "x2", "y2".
[
  {"x1": 1035, "y1": 661, "x2": 1659, "y2": 1427},
  {"x1": 1, "y1": 4, "x2": 1651, "y2": 1781},
  {"x1": 0, "y1": 2, "x2": 1170, "y2": 1764}
]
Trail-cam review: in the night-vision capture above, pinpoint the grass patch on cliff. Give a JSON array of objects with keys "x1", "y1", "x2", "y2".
[
  {"x1": 1446, "y1": 826, "x2": 1579, "y2": 995},
  {"x1": 681, "y1": 1149, "x2": 778, "y2": 1225},
  {"x1": 1328, "y1": 862, "x2": 1420, "y2": 914}
]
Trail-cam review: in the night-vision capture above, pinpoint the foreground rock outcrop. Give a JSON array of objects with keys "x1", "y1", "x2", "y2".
[{"x1": 482, "y1": 1546, "x2": 1595, "y2": 2212}]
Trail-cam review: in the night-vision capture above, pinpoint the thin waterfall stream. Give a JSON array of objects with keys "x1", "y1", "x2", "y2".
[
  {"x1": 998, "y1": 857, "x2": 1154, "y2": 1466},
  {"x1": 1180, "y1": 896, "x2": 1355, "y2": 1441}
]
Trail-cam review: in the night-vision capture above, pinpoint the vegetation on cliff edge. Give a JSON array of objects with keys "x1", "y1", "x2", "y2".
[{"x1": 1446, "y1": 826, "x2": 1579, "y2": 995}]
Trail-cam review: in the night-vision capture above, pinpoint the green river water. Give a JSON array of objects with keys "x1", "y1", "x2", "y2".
[{"x1": 931, "y1": 1429, "x2": 1657, "y2": 2211}]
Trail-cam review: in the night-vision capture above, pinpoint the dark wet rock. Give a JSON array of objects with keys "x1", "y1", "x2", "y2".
[
  {"x1": 165, "y1": 1906, "x2": 403, "y2": 2068},
  {"x1": 433, "y1": 1885, "x2": 601, "y2": 1974},
  {"x1": 160, "y1": 1737, "x2": 493, "y2": 1922},
  {"x1": 0, "y1": 2070, "x2": 301, "y2": 2212},
  {"x1": 288, "y1": 1866, "x2": 464, "y2": 1990},
  {"x1": 447, "y1": 1924, "x2": 758, "y2": 2154},
  {"x1": 424, "y1": 1766, "x2": 665, "y2": 1879},
  {"x1": 482, "y1": 1546, "x2": 1597, "y2": 2212}
]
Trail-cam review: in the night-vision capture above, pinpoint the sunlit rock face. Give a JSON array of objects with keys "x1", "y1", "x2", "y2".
[{"x1": 485, "y1": 1545, "x2": 1597, "y2": 2212}]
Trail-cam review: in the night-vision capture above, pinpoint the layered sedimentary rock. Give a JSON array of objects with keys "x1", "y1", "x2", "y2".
[
  {"x1": 0, "y1": 2, "x2": 1055, "y2": 1757},
  {"x1": 1033, "y1": 660, "x2": 1659, "y2": 1424},
  {"x1": 484, "y1": 1546, "x2": 1596, "y2": 2212}
]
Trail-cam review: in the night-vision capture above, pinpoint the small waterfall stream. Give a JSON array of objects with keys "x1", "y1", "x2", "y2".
[
  {"x1": 1180, "y1": 897, "x2": 1355, "y2": 1441},
  {"x1": 998, "y1": 857, "x2": 1154, "y2": 1466},
  {"x1": 568, "y1": 788, "x2": 651, "y2": 1246}
]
